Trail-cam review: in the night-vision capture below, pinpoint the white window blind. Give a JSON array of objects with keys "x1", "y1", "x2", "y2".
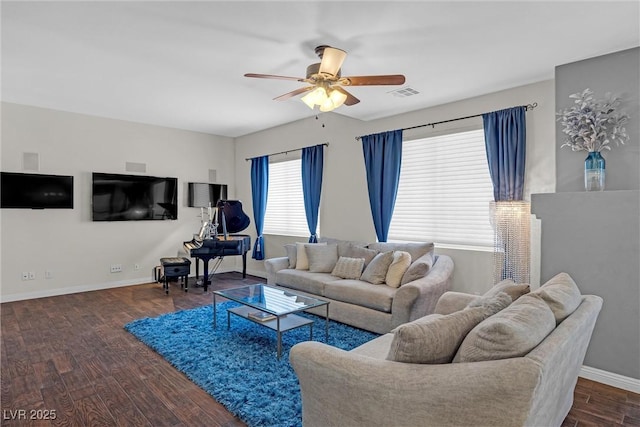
[
  {"x1": 388, "y1": 128, "x2": 494, "y2": 249},
  {"x1": 263, "y1": 158, "x2": 311, "y2": 237}
]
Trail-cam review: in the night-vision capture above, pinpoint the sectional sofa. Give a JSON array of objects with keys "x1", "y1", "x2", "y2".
[
  {"x1": 264, "y1": 238, "x2": 454, "y2": 334},
  {"x1": 290, "y1": 273, "x2": 603, "y2": 426}
]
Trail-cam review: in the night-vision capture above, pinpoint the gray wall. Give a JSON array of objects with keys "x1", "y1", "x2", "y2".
[
  {"x1": 555, "y1": 47, "x2": 639, "y2": 192},
  {"x1": 532, "y1": 190, "x2": 640, "y2": 380},
  {"x1": 533, "y1": 47, "x2": 640, "y2": 380}
]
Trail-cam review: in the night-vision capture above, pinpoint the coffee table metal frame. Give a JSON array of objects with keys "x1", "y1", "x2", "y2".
[{"x1": 213, "y1": 284, "x2": 329, "y2": 359}]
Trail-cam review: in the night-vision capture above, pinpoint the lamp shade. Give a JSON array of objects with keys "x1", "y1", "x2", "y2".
[
  {"x1": 301, "y1": 87, "x2": 327, "y2": 109},
  {"x1": 490, "y1": 201, "x2": 531, "y2": 284},
  {"x1": 318, "y1": 88, "x2": 348, "y2": 112}
]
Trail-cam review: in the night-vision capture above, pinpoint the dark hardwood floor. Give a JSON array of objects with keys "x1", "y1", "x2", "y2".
[{"x1": 1, "y1": 272, "x2": 638, "y2": 426}]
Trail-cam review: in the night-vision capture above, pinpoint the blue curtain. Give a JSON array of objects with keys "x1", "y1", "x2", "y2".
[
  {"x1": 302, "y1": 144, "x2": 324, "y2": 243},
  {"x1": 361, "y1": 129, "x2": 403, "y2": 242},
  {"x1": 482, "y1": 106, "x2": 526, "y2": 201},
  {"x1": 250, "y1": 156, "x2": 269, "y2": 260}
]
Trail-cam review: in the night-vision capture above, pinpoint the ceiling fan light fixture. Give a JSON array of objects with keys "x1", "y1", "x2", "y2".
[
  {"x1": 319, "y1": 89, "x2": 348, "y2": 112},
  {"x1": 301, "y1": 87, "x2": 327, "y2": 109}
]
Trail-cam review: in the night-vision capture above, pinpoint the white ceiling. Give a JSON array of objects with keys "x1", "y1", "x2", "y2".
[{"x1": 2, "y1": 1, "x2": 639, "y2": 138}]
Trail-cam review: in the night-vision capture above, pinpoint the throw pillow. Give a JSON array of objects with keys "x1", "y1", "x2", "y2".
[
  {"x1": 295, "y1": 242, "x2": 327, "y2": 270},
  {"x1": 284, "y1": 243, "x2": 297, "y2": 269},
  {"x1": 484, "y1": 279, "x2": 531, "y2": 302},
  {"x1": 360, "y1": 251, "x2": 394, "y2": 285},
  {"x1": 532, "y1": 272, "x2": 582, "y2": 324},
  {"x1": 331, "y1": 256, "x2": 366, "y2": 279},
  {"x1": 368, "y1": 242, "x2": 434, "y2": 263},
  {"x1": 343, "y1": 244, "x2": 379, "y2": 267},
  {"x1": 453, "y1": 293, "x2": 556, "y2": 363},
  {"x1": 306, "y1": 244, "x2": 339, "y2": 273},
  {"x1": 385, "y1": 251, "x2": 412, "y2": 288},
  {"x1": 387, "y1": 292, "x2": 511, "y2": 364},
  {"x1": 467, "y1": 292, "x2": 514, "y2": 310},
  {"x1": 400, "y1": 251, "x2": 434, "y2": 286}
]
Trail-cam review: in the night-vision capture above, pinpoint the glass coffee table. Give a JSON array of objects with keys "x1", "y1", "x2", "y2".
[{"x1": 213, "y1": 284, "x2": 329, "y2": 359}]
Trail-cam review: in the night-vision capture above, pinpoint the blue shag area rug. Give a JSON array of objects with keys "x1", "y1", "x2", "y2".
[{"x1": 125, "y1": 302, "x2": 378, "y2": 427}]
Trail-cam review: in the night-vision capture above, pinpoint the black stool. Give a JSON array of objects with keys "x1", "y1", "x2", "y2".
[{"x1": 160, "y1": 257, "x2": 191, "y2": 295}]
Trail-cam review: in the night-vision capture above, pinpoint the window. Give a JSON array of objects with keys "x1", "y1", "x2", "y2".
[
  {"x1": 388, "y1": 128, "x2": 494, "y2": 249},
  {"x1": 263, "y1": 158, "x2": 312, "y2": 237}
]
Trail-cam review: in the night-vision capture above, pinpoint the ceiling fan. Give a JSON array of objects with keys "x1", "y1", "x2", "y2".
[{"x1": 245, "y1": 45, "x2": 406, "y2": 112}]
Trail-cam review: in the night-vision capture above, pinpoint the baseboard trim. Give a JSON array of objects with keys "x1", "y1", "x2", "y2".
[
  {"x1": 0, "y1": 277, "x2": 151, "y2": 303},
  {"x1": 0, "y1": 268, "x2": 247, "y2": 303},
  {"x1": 580, "y1": 365, "x2": 640, "y2": 393},
  {"x1": 246, "y1": 269, "x2": 267, "y2": 280}
]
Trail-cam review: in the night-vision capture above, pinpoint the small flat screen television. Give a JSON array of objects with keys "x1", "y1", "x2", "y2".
[
  {"x1": 1, "y1": 172, "x2": 74, "y2": 209},
  {"x1": 188, "y1": 182, "x2": 228, "y2": 208},
  {"x1": 92, "y1": 172, "x2": 178, "y2": 221}
]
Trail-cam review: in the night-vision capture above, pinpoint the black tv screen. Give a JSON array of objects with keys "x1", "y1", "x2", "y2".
[
  {"x1": 188, "y1": 182, "x2": 228, "y2": 208},
  {"x1": 92, "y1": 173, "x2": 178, "y2": 221},
  {"x1": 1, "y1": 172, "x2": 74, "y2": 209}
]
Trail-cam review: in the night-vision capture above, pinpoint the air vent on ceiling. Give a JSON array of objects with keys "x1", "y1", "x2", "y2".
[{"x1": 388, "y1": 87, "x2": 420, "y2": 98}]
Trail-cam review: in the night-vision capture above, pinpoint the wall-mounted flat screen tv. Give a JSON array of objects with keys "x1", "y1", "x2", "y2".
[
  {"x1": 1, "y1": 172, "x2": 74, "y2": 209},
  {"x1": 188, "y1": 182, "x2": 228, "y2": 208},
  {"x1": 92, "y1": 173, "x2": 178, "y2": 221}
]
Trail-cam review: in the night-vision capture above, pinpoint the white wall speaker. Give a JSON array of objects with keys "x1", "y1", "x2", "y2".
[
  {"x1": 126, "y1": 162, "x2": 147, "y2": 173},
  {"x1": 22, "y1": 152, "x2": 40, "y2": 171},
  {"x1": 209, "y1": 169, "x2": 217, "y2": 183}
]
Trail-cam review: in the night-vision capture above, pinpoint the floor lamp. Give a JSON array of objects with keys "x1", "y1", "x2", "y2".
[{"x1": 490, "y1": 201, "x2": 531, "y2": 284}]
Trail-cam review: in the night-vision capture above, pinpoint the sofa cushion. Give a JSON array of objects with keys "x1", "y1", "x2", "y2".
[
  {"x1": 275, "y1": 269, "x2": 335, "y2": 295},
  {"x1": 319, "y1": 237, "x2": 367, "y2": 257},
  {"x1": 295, "y1": 242, "x2": 327, "y2": 270},
  {"x1": 484, "y1": 279, "x2": 531, "y2": 302},
  {"x1": 453, "y1": 293, "x2": 556, "y2": 363},
  {"x1": 532, "y1": 272, "x2": 582, "y2": 323},
  {"x1": 368, "y1": 242, "x2": 434, "y2": 263},
  {"x1": 400, "y1": 251, "x2": 434, "y2": 285},
  {"x1": 351, "y1": 333, "x2": 396, "y2": 359},
  {"x1": 385, "y1": 251, "x2": 412, "y2": 288},
  {"x1": 343, "y1": 244, "x2": 379, "y2": 267},
  {"x1": 387, "y1": 293, "x2": 511, "y2": 364},
  {"x1": 306, "y1": 244, "x2": 339, "y2": 273},
  {"x1": 284, "y1": 243, "x2": 297, "y2": 268},
  {"x1": 331, "y1": 256, "x2": 365, "y2": 280},
  {"x1": 324, "y1": 279, "x2": 396, "y2": 312},
  {"x1": 360, "y1": 251, "x2": 394, "y2": 285}
]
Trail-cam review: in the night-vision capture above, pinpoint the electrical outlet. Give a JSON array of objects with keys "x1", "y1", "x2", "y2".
[
  {"x1": 134, "y1": 264, "x2": 140, "y2": 271},
  {"x1": 110, "y1": 264, "x2": 122, "y2": 273},
  {"x1": 28, "y1": 271, "x2": 36, "y2": 280},
  {"x1": 45, "y1": 270, "x2": 54, "y2": 279},
  {"x1": 21, "y1": 272, "x2": 29, "y2": 281}
]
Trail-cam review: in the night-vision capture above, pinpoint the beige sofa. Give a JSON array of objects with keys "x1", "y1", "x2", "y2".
[
  {"x1": 264, "y1": 239, "x2": 454, "y2": 334},
  {"x1": 290, "y1": 273, "x2": 603, "y2": 427}
]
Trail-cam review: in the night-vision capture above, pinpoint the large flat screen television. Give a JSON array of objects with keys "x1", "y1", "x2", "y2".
[
  {"x1": 1, "y1": 172, "x2": 74, "y2": 209},
  {"x1": 188, "y1": 182, "x2": 228, "y2": 208},
  {"x1": 92, "y1": 172, "x2": 178, "y2": 221}
]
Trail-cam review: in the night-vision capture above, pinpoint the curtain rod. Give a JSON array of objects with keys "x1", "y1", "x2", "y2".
[
  {"x1": 354, "y1": 103, "x2": 538, "y2": 141},
  {"x1": 245, "y1": 142, "x2": 329, "y2": 161}
]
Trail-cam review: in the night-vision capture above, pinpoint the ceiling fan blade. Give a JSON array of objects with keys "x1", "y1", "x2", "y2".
[
  {"x1": 334, "y1": 87, "x2": 360, "y2": 106},
  {"x1": 342, "y1": 75, "x2": 406, "y2": 86},
  {"x1": 245, "y1": 73, "x2": 304, "y2": 82},
  {"x1": 318, "y1": 47, "x2": 347, "y2": 77},
  {"x1": 273, "y1": 86, "x2": 315, "y2": 101}
]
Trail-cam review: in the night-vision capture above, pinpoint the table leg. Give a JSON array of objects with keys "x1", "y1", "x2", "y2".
[
  {"x1": 276, "y1": 317, "x2": 282, "y2": 360},
  {"x1": 325, "y1": 304, "x2": 329, "y2": 341},
  {"x1": 202, "y1": 259, "x2": 210, "y2": 292},
  {"x1": 309, "y1": 323, "x2": 313, "y2": 340}
]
